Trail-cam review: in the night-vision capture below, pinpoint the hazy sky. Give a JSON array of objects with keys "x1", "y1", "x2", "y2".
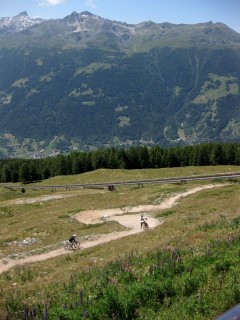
[{"x1": 1, "y1": 0, "x2": 240, "y2": 33}]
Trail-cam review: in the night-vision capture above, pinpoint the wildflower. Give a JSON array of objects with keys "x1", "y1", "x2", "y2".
[
  {"x1": 189, "y1": 266, "x2": 193, "y2": 277},
  {"x1": 24, "y1": 305, "x2": 29, "y2": 320},
  {"x1": 30, "y1": 308, "x2": 34, "y2": 320},
  {"x1": 84, "y1": 310, "x2": 89, "y2": 318},
  {"x1": 149, "y1": 265, "x2": 154, "y2": 275},
  {"x1": 43, "y1": 301, "x2": 48, "y2": 320},
  {"x1": 79, "y1": 289, "x2": 84, "y2": 305}
]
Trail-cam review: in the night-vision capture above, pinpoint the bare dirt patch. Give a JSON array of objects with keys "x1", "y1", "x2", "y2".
[
  {"x1": 3, "y1": 193, "x2": 76, "y2": 205},
  {"x1": 0, "y1": 184, "x2": 226, "y2": 274}
]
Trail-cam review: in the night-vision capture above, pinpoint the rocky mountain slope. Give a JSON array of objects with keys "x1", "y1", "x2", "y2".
[
  {"x1": 0, "y1": 11, "x2": 44, "y2": 32},
  {"x1": 0, "y1": 11, "x2": 240, "y2": 158}
]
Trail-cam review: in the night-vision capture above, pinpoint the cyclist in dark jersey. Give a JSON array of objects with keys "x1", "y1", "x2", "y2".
[{"x1": 69, "y1": 234, "x2": 77, "y2": 246}]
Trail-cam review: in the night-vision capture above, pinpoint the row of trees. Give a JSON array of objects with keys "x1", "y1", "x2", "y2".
[{"x1": 1, "y1": 142, "x2": 240, "y2": 184}]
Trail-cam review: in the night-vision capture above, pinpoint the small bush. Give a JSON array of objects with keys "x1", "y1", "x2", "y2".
[{"x1": 213, "y1": 259, "x2": 231, "y2": 274}]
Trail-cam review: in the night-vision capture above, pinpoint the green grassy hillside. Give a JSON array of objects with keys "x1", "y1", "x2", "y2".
[{"x1": 0, "y1": 166, "x2": 240, "y2": 319}]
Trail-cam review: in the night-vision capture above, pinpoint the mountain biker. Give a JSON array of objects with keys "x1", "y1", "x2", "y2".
[
  {"x1": 68, "y1": 234, "x2": 78, "y2": 247},
  {"x1": 140, "y1": 214, "x2": 145, "y2": 229},
  {"x1": 143, "y1": 217, "x2": 149, "y2": 229}
]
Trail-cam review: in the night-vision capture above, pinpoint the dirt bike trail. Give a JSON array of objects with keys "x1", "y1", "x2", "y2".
[{"x1": 0, "y1": 184, "x2": 226, "y2": 275}]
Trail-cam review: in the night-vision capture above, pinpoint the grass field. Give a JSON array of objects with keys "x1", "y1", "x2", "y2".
[{"x1": 0, "y1": 166, "x2": 240, "y2": 319}]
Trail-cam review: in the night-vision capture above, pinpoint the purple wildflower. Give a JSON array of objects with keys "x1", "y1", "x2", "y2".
[
  {"x1": 84, "y1": 310, "x2": 89, "y2": 318},
  {"x1": 24, "y1": 305, "x2": 29, "y2": 320},
  {"x1": 29, "y1": 308, "x2": 34, "y2": 320},
  {"x1": 189, "y1": 266, "x2": 193, "y2": 277},
  {"x1": 43, "y1": 301, "x2": 48, "y2": 320},
  {"x1": 79, "y1": 289, "x2": 84, "y2": 305}
]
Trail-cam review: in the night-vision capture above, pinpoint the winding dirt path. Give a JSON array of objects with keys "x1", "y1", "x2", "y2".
[{"x1": 0, "y1": 184, "x2": 226, "y2": 274}]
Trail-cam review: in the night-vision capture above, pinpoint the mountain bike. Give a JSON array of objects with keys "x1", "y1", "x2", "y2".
[
  {"x1": 64, "y1": 240, "x2": 81, "y2": 250},
  {"x1": 142, "y1": 220, "x2": 149, "y2": 230}
]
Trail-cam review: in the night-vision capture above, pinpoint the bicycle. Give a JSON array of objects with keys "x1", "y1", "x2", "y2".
[
  {"x1": 64, "y1": 240, "x2": 81, "y2": 250},
  {"x1": 142, "y1": 220, "x2": 149, "y2": 230}
]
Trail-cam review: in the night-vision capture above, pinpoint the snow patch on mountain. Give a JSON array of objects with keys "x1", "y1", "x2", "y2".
[{"x1": 0, "y1": 11, "x2": 44, "y2": 32}]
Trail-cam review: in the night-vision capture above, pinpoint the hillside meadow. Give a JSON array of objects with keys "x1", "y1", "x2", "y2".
[{"x1": 1, "y1": 166, "x2": 240, "y2": 319}]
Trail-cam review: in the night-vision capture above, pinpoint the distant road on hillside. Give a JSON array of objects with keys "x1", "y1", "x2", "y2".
[{"x1": 1, "y1": 172, "x2": 240, "y2": 190}]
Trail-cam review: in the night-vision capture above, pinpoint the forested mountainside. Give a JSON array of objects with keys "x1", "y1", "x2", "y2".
[{"x1": 0, "y1": 11, "x2": 240, "y2": 158}]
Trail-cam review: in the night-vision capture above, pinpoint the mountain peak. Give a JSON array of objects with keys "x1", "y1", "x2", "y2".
[
  {"x1": 64, "y1": 11, "x2": 96, "y2": 24},
  {"x1": 69, "y1": 11, "x2": 78, "y2": 17},
  {"x1": 0, "y1": 11, "x2": 44, "y2": 32},
  {"x1": 17, "y1": 11, "x2": 28, "y2": 17}
]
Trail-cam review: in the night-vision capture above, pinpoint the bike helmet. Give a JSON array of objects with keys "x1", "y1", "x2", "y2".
[{"x1": 73, "y1": 234, "x2": 77, "y2": 237}]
